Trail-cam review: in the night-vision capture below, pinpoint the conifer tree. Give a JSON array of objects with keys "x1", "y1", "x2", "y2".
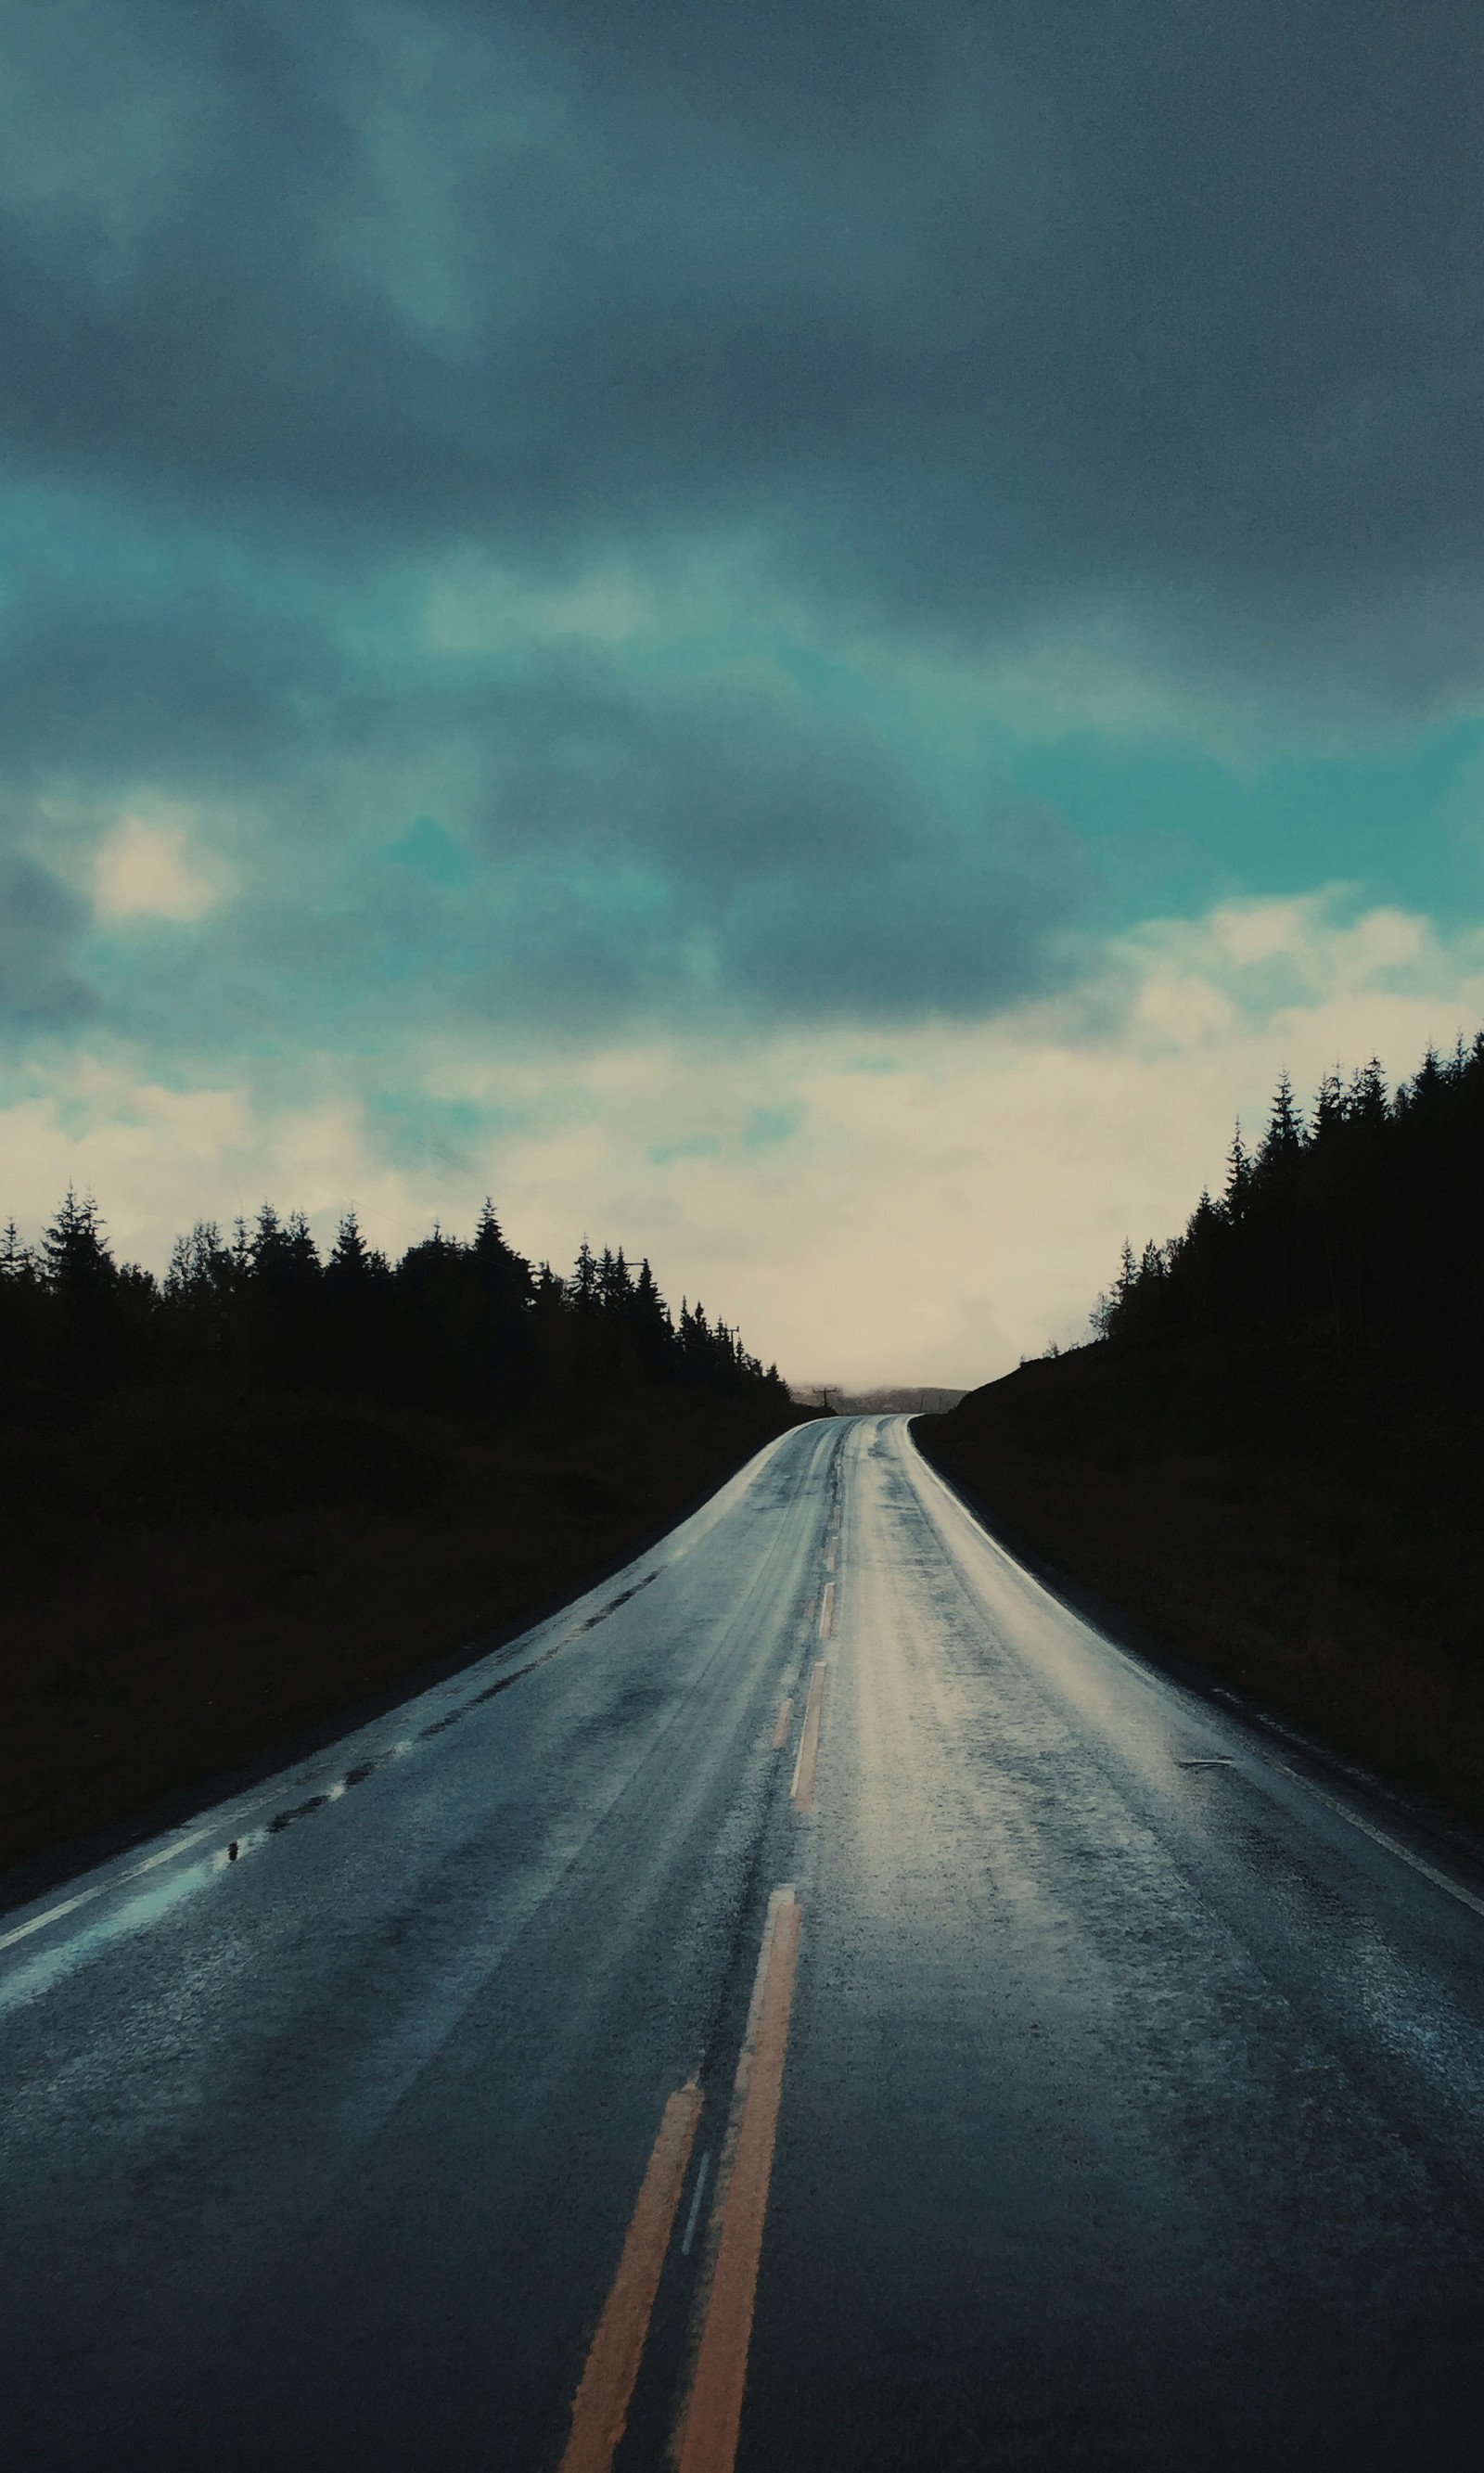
[
  {"x1": 1260, "y1": 1070, "x2": 1305, "y2": 1166},
  {"x1": 1222, "y1": 1127, "x2": 1253, "y2": 1223}
]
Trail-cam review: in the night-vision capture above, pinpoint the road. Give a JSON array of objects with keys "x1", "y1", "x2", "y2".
[{"x1": 4, "y1": 1413, "x2": 1484, "y2": 2470}]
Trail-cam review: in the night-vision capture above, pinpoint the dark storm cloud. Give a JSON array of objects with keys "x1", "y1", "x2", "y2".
[
  {"x1": 0, "y1": 854, "x2": 96, "y2": 1031},
  {"x1": 459, "y1": 675, "x2": 1087, "y2": 1017},
  {"x1": 0, "y1": 469, "x2": 1086, "y2": 1035},
  {"x1": 2, "y1": 1, "x2": 1479, "y2": 1067},
  {"x1": 2, "y1": 0, "x2": 1479, "y2": 708},
  {"x1": 15, "y1": 590, "x2": 1082, "y2": 1037},
  {"x1": 0, "y1": 541, "x2": 353, "y2": 796}
]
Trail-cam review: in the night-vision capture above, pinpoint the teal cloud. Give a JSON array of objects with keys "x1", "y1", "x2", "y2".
[
  {"x1": 648, "y1": 1134, "x2": 723, "y2": 1168},
  {"x1": 743, "y1": 1108, "x2": 803, "y2": 1150},
  {"x1": 389, "y1": 819, "x2": 475, "y2": 891},
  {"x1": 1, "y1": 0, "x2": 1482, "y2": 1094}
]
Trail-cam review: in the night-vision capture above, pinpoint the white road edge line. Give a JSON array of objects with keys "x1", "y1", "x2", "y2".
[{"x1": 905, "y1": 1421, "x2": 1484, "y2": 1931}]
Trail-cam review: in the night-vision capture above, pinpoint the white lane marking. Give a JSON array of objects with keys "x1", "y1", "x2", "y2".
[
  {"x1": 1263, "y1": 1759, "x2": 1484, "y2": 1923},
  {"x1": 6, "y1": 1425, "x2": 823, "y2": 1969},
  {"x1": 0, "y1": 1884, "x2": 114, "y2": 1954},
  {"x1": 0, "y1": 1558, "x2": 684, "y2": 1958},
  {"x1": 0, "y1": 1787, "x2": 301, "y2": 1954},
  {"x1": 680, "y1": 2148, "x2": 713, "y2": 2258},
  {"x1": 904, "y1": 1421, "x2": 1484, "y2": 1932},
  {"x1": 819, "y1": 1581, "x2": 835, "y2": 1640}
]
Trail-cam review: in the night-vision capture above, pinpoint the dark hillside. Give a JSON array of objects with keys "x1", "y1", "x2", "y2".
[
  {"x1": 0, "y1": 1196, "x2": 807, "y2": 1885},
  {"x1": 918, "y1": 1033, "x2": 1484, "y2": 1824}
]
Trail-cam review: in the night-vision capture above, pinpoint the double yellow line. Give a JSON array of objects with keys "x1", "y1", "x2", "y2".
[
  {"x1": 675, "y1": 1886, "x2": 802, "y2": 2473},
  {"x1": 559, "y1": 1889, "x2": 804, "y2": 2473},
  {"x1": 560, "y1": 2082, "x2": 704, "y2": 2473},
  {"x1": 561, "y1": 1480, "x2": 839, "y2": 2470}
]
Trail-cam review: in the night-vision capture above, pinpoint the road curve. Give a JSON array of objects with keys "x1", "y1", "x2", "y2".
[{"x1": 5, "y1": 1415, "x2": 1484, "y2": 2469}]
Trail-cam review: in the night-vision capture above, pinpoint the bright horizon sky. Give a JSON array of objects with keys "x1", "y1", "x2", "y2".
[{"x1": 4, "y1": 5, "x2": 1483, "y2": 1389}]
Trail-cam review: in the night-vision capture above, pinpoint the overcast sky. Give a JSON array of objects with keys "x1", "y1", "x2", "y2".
[{"x1": 4, "y1": 0, "x2": 1483, "y2": 1384}]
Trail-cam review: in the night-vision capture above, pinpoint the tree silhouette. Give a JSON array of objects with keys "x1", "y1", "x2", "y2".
[
  {"x1": 1094, "y1": 1028, "x2": 1484, "y2": 1358},
  {"x1": 0, "y1": 1183, "x2": 789, "y2": 1421}
]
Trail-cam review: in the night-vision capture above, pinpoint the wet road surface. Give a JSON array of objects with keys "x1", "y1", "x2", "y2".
[{"x1": 4, "y1": 1415, "x2": 1484, "y2": 2468}]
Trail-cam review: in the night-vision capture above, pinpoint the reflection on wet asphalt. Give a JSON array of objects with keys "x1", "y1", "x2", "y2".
[{"x1": 4, "y1": 1416, "x2": 1484, "y2": 2469}]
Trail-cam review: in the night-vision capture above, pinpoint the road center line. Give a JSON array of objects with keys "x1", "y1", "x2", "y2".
[
  {"x1": 674, "y1": 1890, "x2": 802, "y2": 2473},
  {"x1": 818, "y1": 1580, "x2": 835, "y2": 1639},
  {"x1": 560, "y1": 2080, "x2": 703, "y2": 2473},
  {"x1": 790, "y1": 1662, "x2": 827, "y2": 1813},
  {"x1": 771, "y1": 1697, "x2": 794, "y2": 1750}
]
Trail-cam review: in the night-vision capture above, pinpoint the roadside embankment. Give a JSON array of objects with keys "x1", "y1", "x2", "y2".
[
  {"x1": 0, "y1": 1383, "x2": 812, "y2": 1890},
  {"x1": 915, "y1": 1322, "x2": 1484, "y2": 1827}
]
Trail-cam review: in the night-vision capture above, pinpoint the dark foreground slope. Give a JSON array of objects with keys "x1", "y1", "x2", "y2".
[
  {"x1": 916, "y1": 1321, "x2": 1484, "y2": 1825},
  {"x1": 1, "y1": 1194, "x2": 807, "y2": 1890},
  {"x1": 1, "y1": 1383, "x2": 809, "y2": 1890}
]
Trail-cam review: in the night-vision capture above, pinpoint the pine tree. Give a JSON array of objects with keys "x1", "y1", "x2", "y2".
[
  {"x1": 1259, "y1": 1070, "x2": 1305, "y2": 1168},
  {"x1": 1223, "y1": 1126, "x2": 1253, "y2": 1223},
  {"x1": 327, "y1": 1209, "x2": 389, "y2": 1289},
  {"x1": 39, "y1": 1187, "x2": 137, "y2": 1387},
  {"x1": 42, "y1": 1187, "x2": 115, "y2": 1294},
  {"x1": 571, "y1": 1237, "x2": 599, "y2": 1312},
  {"x1": 1312, "y1": 1069, "x2": 1346, "y2": 1143},
  {"x1": 1349, "y1": 1057, "x2": 1388, "y2": 1131},
  {"x1": 0, "y1": 1218, "x2": 35, "y2": 1281}
]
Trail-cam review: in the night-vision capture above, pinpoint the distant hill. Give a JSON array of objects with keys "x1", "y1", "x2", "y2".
[
  {"x1": 792, "y1": 1385, "x2": 966, "y2": 1414},
  {"x1": 916, "y1": 1031, "x2": 1484, "y2": 1826}
]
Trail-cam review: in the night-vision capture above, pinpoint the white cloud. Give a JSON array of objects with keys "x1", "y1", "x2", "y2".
[
  {"x1": 2, "y1": 890, "x2": 1481, "y2": 1390},
  {"x1": 92, "y1": 811, "x2": 233, "y2": 923}
]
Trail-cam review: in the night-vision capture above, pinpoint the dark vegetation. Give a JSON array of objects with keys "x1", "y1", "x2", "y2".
[
  {"x1": 0, "y1": 1197, "x2": 804, "y2": 1885},
  {"x1": 918, "y1": 1032, "x2": 1484, "y2": 1824}
]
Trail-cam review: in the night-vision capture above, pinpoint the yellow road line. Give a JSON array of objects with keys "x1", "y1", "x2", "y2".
[
  {"x1": 790, "y1": 1661, "x2": 827, "y2": 1813},
  {"x1": 560, "y1": 2081, "x2": 703, "y2": 2473},
  {"x1": 771, "y1": 1696, "x2": 794, "y2": 1750},
  {"x1": 673, "y1": 1890, "x2": 802, "y2": 2473}
]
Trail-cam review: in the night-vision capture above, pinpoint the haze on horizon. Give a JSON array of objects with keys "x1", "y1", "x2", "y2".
[{"x1": 2, "y1": 1, "x2": 1482, "y2": 1390}]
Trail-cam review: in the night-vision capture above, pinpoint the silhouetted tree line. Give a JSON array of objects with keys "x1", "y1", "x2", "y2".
[
  {"x1": 0, "y1": 1194, "x2": 787, "y2": 1416},
  {"x1": 1094, "y1": 1031, "x2": 1484, "y2": 1351}
]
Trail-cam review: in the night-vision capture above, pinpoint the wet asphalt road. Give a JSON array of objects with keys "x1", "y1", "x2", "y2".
[{"x1": 5, "y1": 1414, "x2": 1484, "y2": 2470}]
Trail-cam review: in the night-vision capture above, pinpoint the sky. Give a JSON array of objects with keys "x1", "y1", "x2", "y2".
[{"x1": 3, "y1": 0, "x2": 1484, "y2": 1387}]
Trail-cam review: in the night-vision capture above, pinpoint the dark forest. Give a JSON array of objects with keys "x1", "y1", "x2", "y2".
[
  {"x1": 0, "y1": 1194, "x2": 787, "y2": 1421},
  {"x1": 919, "y1": 1026, "x2": 1484, "y2": 1828},
  {"x1": 1093, "y1": 1031, "x2": 1484, "y2": 1358}
]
